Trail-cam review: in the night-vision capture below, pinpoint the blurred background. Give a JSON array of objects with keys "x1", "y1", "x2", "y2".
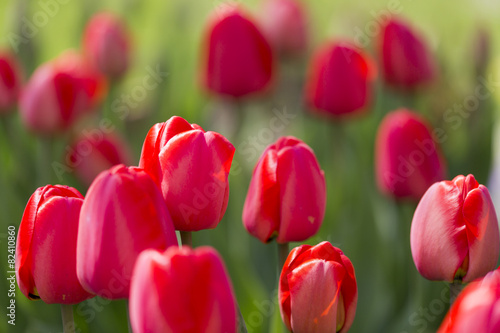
[{"x1": 1, "y1": 0, "x2": 500, "y2": 332}]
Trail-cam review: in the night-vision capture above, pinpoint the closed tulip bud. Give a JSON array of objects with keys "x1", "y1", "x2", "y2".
[
  {"x1": 380, "y1": 18, "x2": 436, "y2": 90},
  {"x1": 0, "y1": 52, "x2": 22, "y2": 113},
  {"x1": 202, "y1": 6, "x2": 274, "y2": 98},
  {"x1": 19, "y1": 51, "x2": 107, "y2": 134},
  {"x1": 129, "y1": 246, "x2": 237, "y2": 333},
  {"x1": 305, "y1": 42, "x2": 375, "y2": 118},
  {"x1": 83, "y1": 12, "x2": 131, "y2": 79},
  {"x1": 375, "y1": 109, "x2": 446, "y2": 201},
  {"x1": 139, "y1": 116, "x2": 235, "y2": 231},
  {"x1": 16, "y1": 185, "x2": 93, "y2": 304},
  {"x1": 411, "y1": 174, "x2": 499, "y2": 283},
  {"x1": 243, "y1": 136, "x2": 326, "y2": 243},
  {"x1": 438, "y1": 267, "x2": 500, "y2": 333},
  {"x1": 279, "y1": 241, "x2": 357, "y2": 332},
  {"x1": 77, "y1": 165, "x2": 178, "y2": 299}
]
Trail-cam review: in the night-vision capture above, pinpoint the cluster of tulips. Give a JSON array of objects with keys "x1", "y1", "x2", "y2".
[{"x1": 2, "y1": 0, "x2": 500, "y2": 332}]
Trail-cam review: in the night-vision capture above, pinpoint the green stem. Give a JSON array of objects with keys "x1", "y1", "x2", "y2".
[
  {"x1": 126, "y1": 300, "x2": 132, "y2": 333},
  {"x1": 236, "y1": 304, "x2": 248, "y2": 333},
  {"x1": 60, "y1": 304, "x2": 75, "y2": 333},
  {"x1": 278, "y1": 243, "x2": 289, "y2": 273},
  {"x1": 38, "y1": 136, "x2": 53, "y2": 186},
  {"x1": 450, "y1": 281, "x2": 462, "y2": 306},
  {"x1": 180, "y1": 231, "x2": 192, "y2": 247}
]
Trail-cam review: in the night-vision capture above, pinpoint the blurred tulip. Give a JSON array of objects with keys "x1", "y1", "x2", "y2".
[
  {"x1": 67, "y1": 132, "x2": 132, "y2": 186},
  {"x1": 139, "y1": 116, "x2": 235, "y2": 231},
  {"x1": 279, "y1": 241, "x2": 357, "y2": 332},
  {"x1": 83, "y1": 12, "x2": 131, "y2": 79},
  {"x1": 202, "y1": 6, "x2": 274, "y2": 97},
  {"x1": 379, "y1": 18, "x2": 436, "y2": 89},
  {"x1": 243, "y1": 136, "x2": 326, "y2": 243},
  {"x1": 16, "y1": 185, "x2": 93, "y2": 304},
  {"x1": 438, "y1": 267, "x2": 500, "y2": 333},
  {"x1": 129, "y1": 246, "x2": 236, "y2": 333},
  {"x1": 77, "y1": 165, "x2": 177, "y2": 299},
  {"x1": 472, "y1": 27, "x2": 490, "y2": 76},
  {"x1": 375, "y1": 108, "x2": 446, "y2": 201},
  {"x1": 0, "y1": 52, "x2": 22, "y2": 113},
  {"x1": 19, "y1": 51, "x2": 107, "y2": 134},
  {"x1": 411, "y1": 174, "x2": 499, "y2": 283},
  {"x1": 305, "y1": 41, "x2": 375, "y2": 117},
  {"x1": 259, "y1": 0, "x2": 308, "y2": 56}
]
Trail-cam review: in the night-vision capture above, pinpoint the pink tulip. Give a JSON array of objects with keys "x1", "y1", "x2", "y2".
[
  {"x1": 16, "y1": 185, "x2": 93, "y2": 304},
  {"x1": 279, "y1": 241, "x2": 357, "y2": 332},
  {"x1": 139, "y1": 116, "x2": 235, "y2": 231},
  {"x1": 77, "y1": 165, "x2": 178, "y2": 299},
  {"x1": 0, "y1": 52, "x2": 22, "y2": 113},
  {"x1": 129, "y1": 246, "x2": 236, "y2": 333},
  {"x1": 411, "y1": 174, "x2": 499, "y2": 282},
  {"x1": 375, "y1": 108, "x2": 446, "y2": 201},
  {"x1": 243, "y1": 136, "x2": 326, "y2": 243}
]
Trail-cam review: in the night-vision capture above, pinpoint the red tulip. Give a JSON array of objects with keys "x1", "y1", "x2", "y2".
[
  {"x1": 19, "y1": 51, "x2": 107, "y2": 134},
  {"x1": 375, "y1": 108, "x2": 446, "y2": 201},
  {"x1": 379, "y1": 18, "x2": 436, "y2": 89},
  {"x1": 139, "y1": 116, "x2": 235, "y2": 231},
  {"x1": 77, "y1": 165, "x2": 178, "y2": 299},
  {"x1": 279, "y1": 241, "x2": 357, "y2": 332},
  {"x1": 243, "y1": 136, "x2": 326, "y2": 243},
  {"x1": 129, "y1": 246, "x2": 236, "y2": 333},
  {"x1": 16, "y1": 185, "x2": 93, "y2": 304},
  {"x1": 259, "y1": 0, "x2": 308, "y2": 55},
  {"x1": 83, "y1": 12, "x2": 131, "y2": 79},
  {"x1": 411, "y1": 174, "x2": 499, "y2": 283},
  {"x1": 438, "y1": 267, "x2": 500, "y2": 333},
  {"x1": 305, "y1": 41, "x2": 375, "y2": 117},
  {"x1": 0, "y1": 52, "x2": 22, "y2": 113},
  {"x1": 202, "y1": 5, "x2": 274, "y2": 97}
]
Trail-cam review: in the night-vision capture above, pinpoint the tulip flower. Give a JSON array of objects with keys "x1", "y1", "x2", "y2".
[
  {"x1": 438, "y1": 267, "x2": 500, "y2": 333},
  {"x1": 379, "y1": 18, "x2": 436, "y2": 89},
  {"x1": 305, "y1": 41, "x2": 375, "y2": 117},
  {"x1": 139, "y1": 116, "x2": 235, "y2": 231},
  {"x1": 77, "y1": 165, "x2": 178, "y2": 299},
  {"x1": 375, "y1": 109, "x2": 446, "y2": 201},
  {"x1": 259, "y1": 0, "x2": 308, "y2": 56},
  {"x1": 243, "y1": 136, "x2": 326, "y2": 243},
  {"x1": 16, "y1": 185, "x2": 93, "y2": 304},
  {"x1": 83, "y1": 12, "x2": 130, "y2": 79},
  {"x1": 67, "y1": 132, "x2": 132, "y2": 186},
  {"x1": 279, "y1": 241, "x2": 357, "y2": 332},
  {"x1": 129, "y1": 246, "x2": 237, "y2": 333},
  {"x1": 202, "y1": 5, "x2": 274, "y2": 98},
  {"x1": 19, "y1": 51, "x2": 107, "y2": 134},
  {"x1": 0, "y1": 52, "x2": 22, "y2": 113},
  {"x1": 411, "y1": 174, "x2": 499, "y2": 283}
]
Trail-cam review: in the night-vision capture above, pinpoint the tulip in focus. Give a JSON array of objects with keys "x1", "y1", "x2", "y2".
[
  {"x1": 16, "y1": 185, "x2": 93, "y2": 304},
  {"x1": 129, "y1": 246, "x2": 237, "y2": 333},
  {"x1": 0, "y1": 52, "x2": 22, "y2": 113},
  {"x1": 375, "y1": 108, "x2": 446, "y2": 201},
  {"x1": 411, "y1": 174, "x2": 499, "y2": 283},
  {"x1": 77, "y1": 165, "x2": 178, "y2": 299},
  {"x1": 305, "y1": 42, "x2": 375, "y2": 117},
  {"x1": 243, "y1": 136, "x2": 326, "y2": 243},
  {"x1": 139, "y1": 116, "x2": 235, "y2": 231},
  {"x1": 202, "y1": 5, "x2": 274, "y2": 97},
  {"x1": 279, "y1": 241, "x2": 357, "y2": 332}
]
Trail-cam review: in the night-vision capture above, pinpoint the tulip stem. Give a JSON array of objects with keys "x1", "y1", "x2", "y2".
[
  {"x1": 449, "y1": 281, "x2": 462, "y2": 305},
  {"x1": 60, "y1": 304, "x2": 75, "y2": 333},
  {"x1": 38, "y1": 136, "x2": 53, "y2": 186},
  {"x1": 237, "y1": 303, "x2": 248, "y2": 333},
  {"x1": 278, "y1": 243, "x2": 289, "y2": 272},
  {"x1": 180, "y1": 231, "x2": 192, "y2": 247},
  {"x1": 126, "y1": 300, "x2": 132, "y2": 333}
]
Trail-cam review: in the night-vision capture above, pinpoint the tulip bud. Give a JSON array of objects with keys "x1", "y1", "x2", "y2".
[
  {"x1": 77, "y1": 165, "x2": 178, "y2": 299},
  {"x1": 16, "y1": 185, "x2": 93, "y2": 304},
  {"x1": 0, "y1": 52, "x2": 22, "y2": 113},
  {"x1": 379, "y1": 18, "x2": 436, "y2": 89},
  {"x1": 305, "y1": 42, "x2": 375, "y2": 117},
  {"x1": 139, "y1": 116, "x2": 235, "y2": 231},
  {"x1": 129, "y1": 246, "x2": 237, "y2": 333},
  {"x1": 279, "y1": 241, "x2": 357, "y2": 332},
  {"x1": 243, "y1": 136, "x2": 326, "y2": 243},
  {"x1": 411, "y1": 174, "x2": 500, "y2": 283},
  {"x1": 83, "y1": 12, "x2": 131, "y2": 79},
  {"x1": 375, "y1": 108, "x2": 446, "y2": 201},
  {"x1": 438, "y1": 267, "x2": 500, "y2": 333},
  {"x1": 202, "y1": 5, "x2": 274, "y2": 97}
]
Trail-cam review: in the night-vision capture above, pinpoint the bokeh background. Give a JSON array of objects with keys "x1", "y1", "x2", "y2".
[{"x1": 2, "y1": 0, "x2": 500, "y2": 332}]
